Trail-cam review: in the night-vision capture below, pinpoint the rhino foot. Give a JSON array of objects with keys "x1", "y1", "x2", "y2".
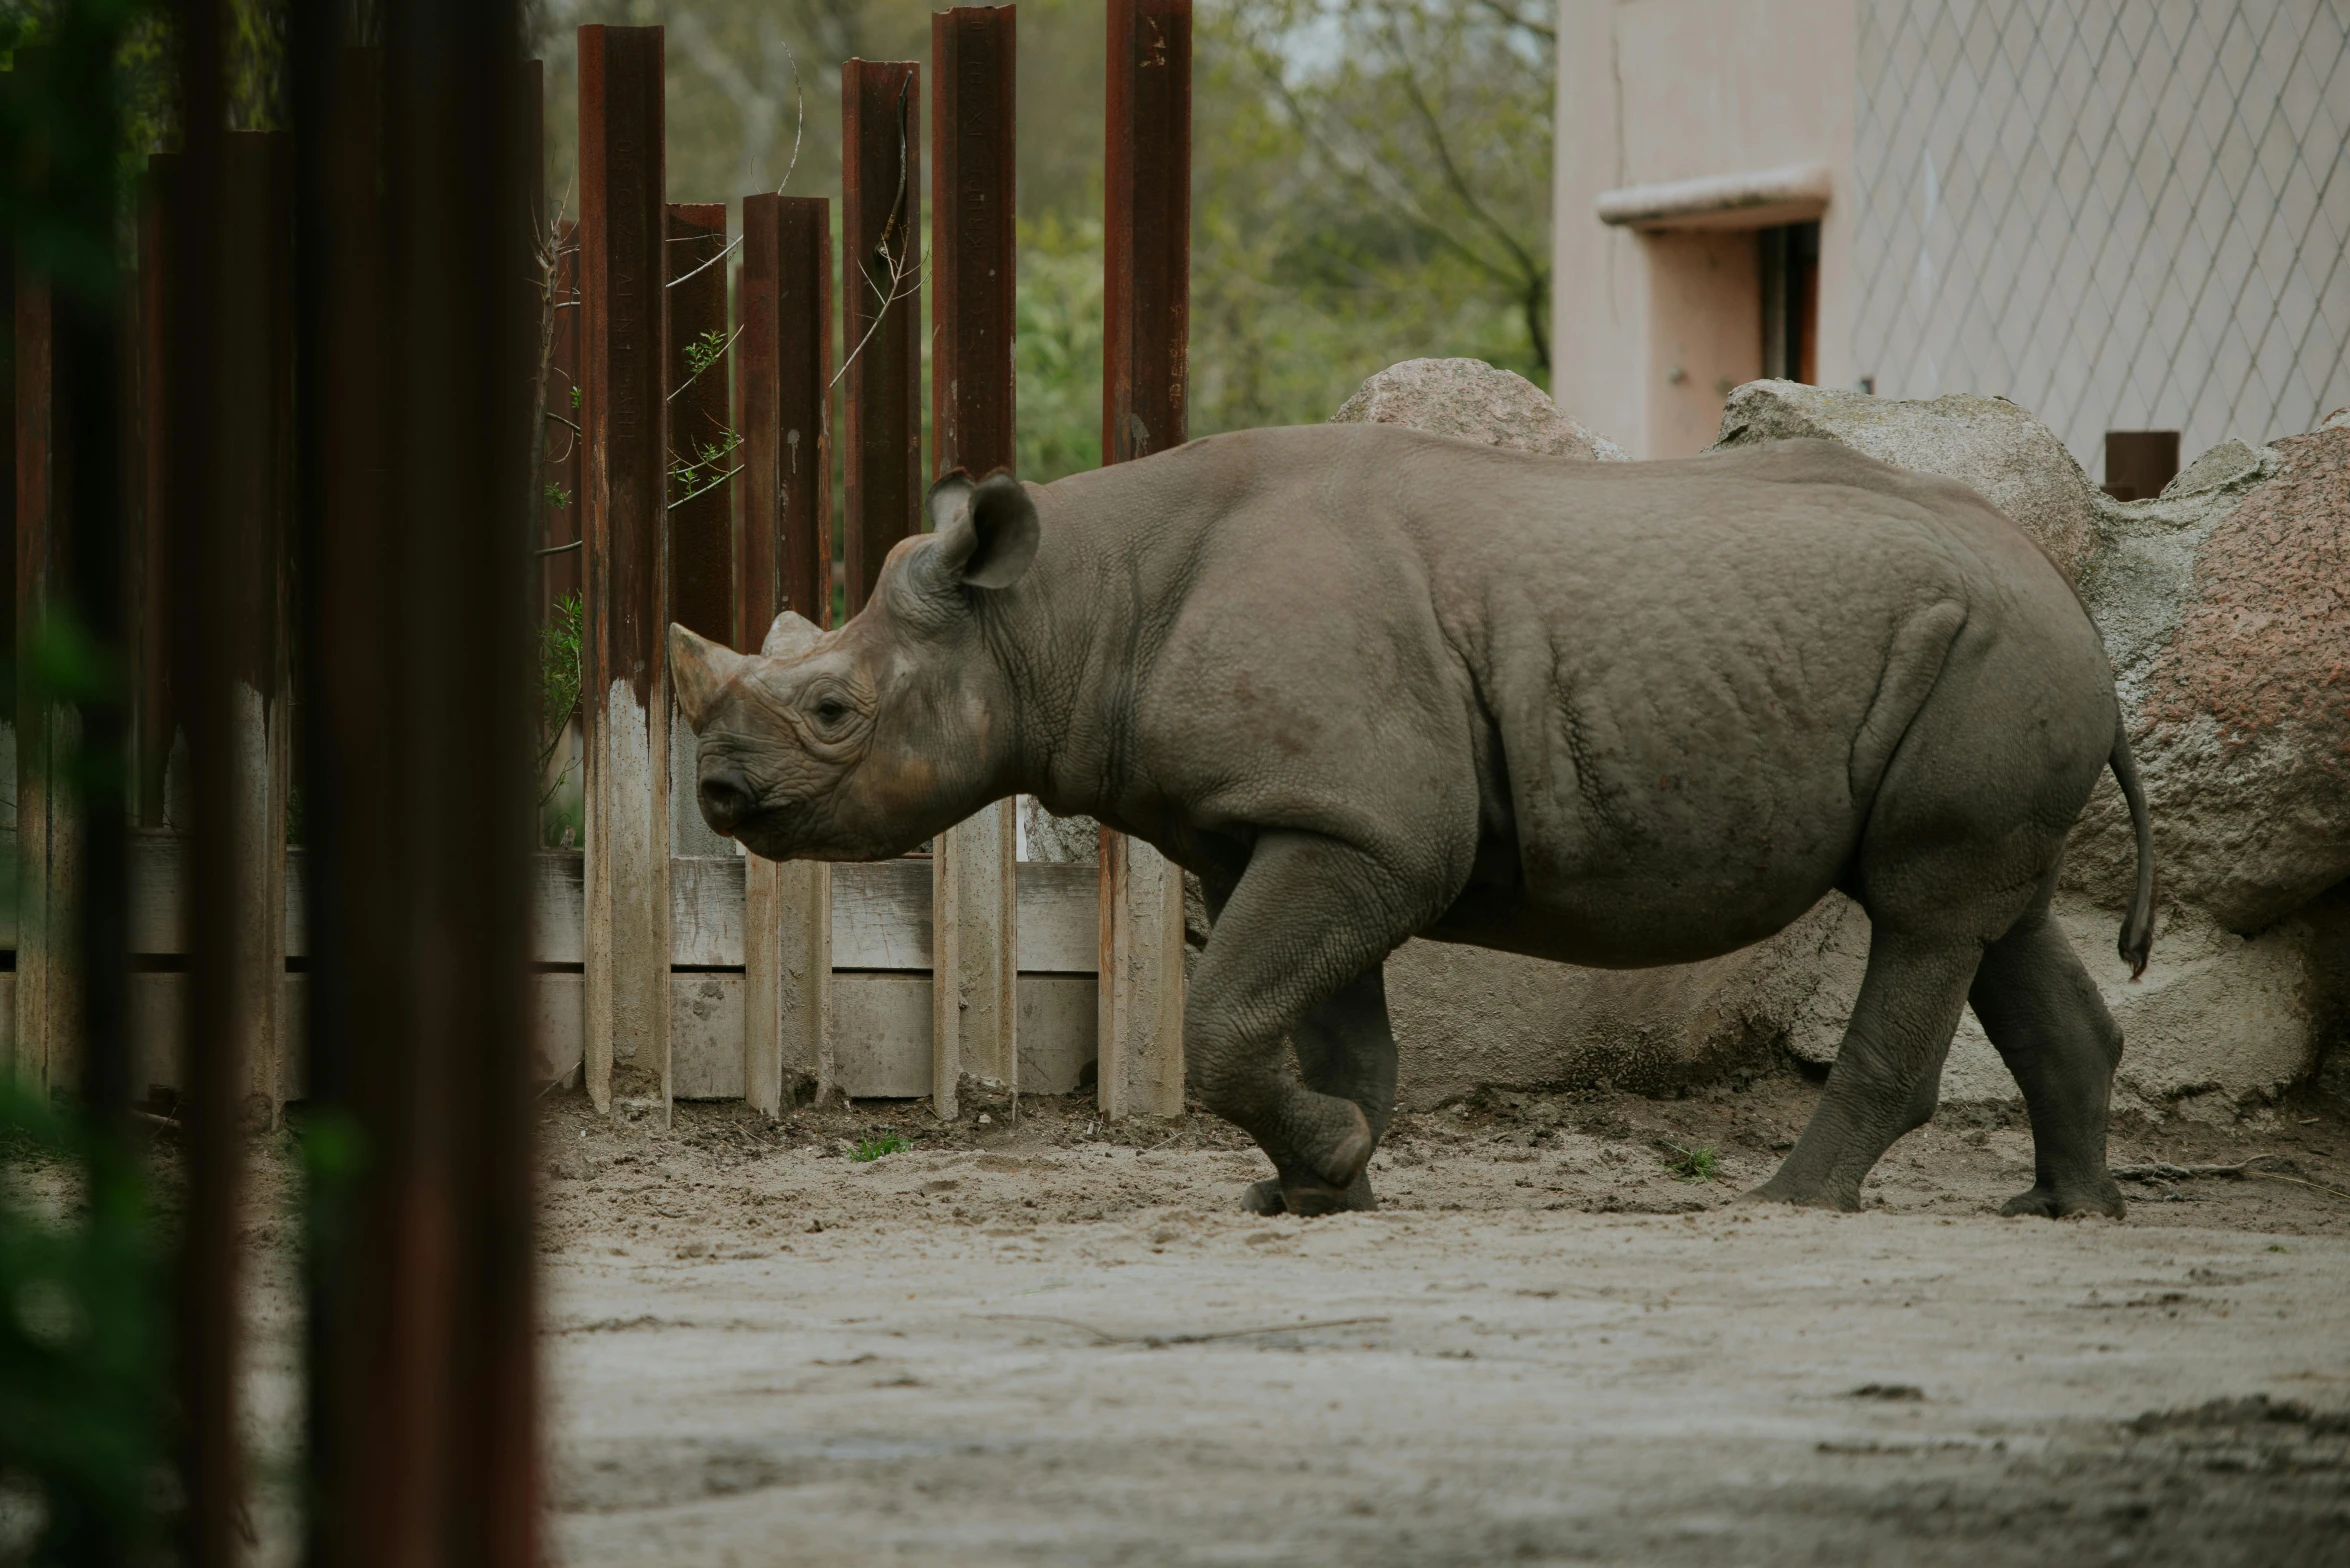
[
  {"x1": 1240, "y1": 1172, "x2": 1378, "y2": 1217},
  {"x1": 1744, "y1": 1176, "x2": 1863, "y2": 1213},
  {"x1": 1999, "y1": 1180, "x2": 2125, "y2": 1220}
]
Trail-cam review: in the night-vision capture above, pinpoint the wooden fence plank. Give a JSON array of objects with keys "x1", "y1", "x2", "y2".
[
  {"x1": 664, "y1": 200, "x2": 734, "y2": 860},
  {"x1": 579, "y1": 23, "x2": 671, "y2": 1117},
  {"x1": 1097, "y1": 0, "x2": 1191, "y2": 1119},
  {"x1": 1096, "y1": 825, "x2": 1185, "y2": 1117}
]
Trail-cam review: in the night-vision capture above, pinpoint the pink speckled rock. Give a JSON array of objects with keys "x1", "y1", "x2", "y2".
[{"x1": 2066, "y1": 414, "x2": 2350, "y2": 933}]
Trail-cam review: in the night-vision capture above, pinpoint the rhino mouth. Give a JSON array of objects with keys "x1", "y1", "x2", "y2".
[{"x1": 727, "y1": 807, "x2": 801, "y2": 861}]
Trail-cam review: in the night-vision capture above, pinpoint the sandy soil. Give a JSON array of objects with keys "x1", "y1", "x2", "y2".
[{"x1": 531, "y1": 1075, "x2": 2350, "y2": 1567}]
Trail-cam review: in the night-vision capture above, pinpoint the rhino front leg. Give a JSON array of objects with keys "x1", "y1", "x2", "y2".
[
  {"x1": 1189, "y1": 831, "x2": 1420, "y2": 1217},
  {"x1": 1241, "y1": 963, "x2": 1398, "y2": 1216}
]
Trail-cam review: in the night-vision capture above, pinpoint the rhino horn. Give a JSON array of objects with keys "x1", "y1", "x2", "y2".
[{"x1": 668, "y1": 624, "x2": 747, "y2": 733}]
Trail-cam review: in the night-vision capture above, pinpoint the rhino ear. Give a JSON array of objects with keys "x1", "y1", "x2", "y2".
[
  {"x1": 668, "y1": 623, "x2": 746, "y2": 733},
  {"x1": 760, "y1": 610, "x2": 822, "y2": 660},
  {"x1": 923, "y1": 469, "x2": 1039, "y2": 592}
]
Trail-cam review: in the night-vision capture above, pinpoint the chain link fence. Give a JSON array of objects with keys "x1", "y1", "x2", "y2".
[{"x1": 1852, "y1": 0, "x2": 2350, "y2": 478}]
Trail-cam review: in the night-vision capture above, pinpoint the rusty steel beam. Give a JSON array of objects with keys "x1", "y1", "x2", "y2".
[
  {"x1": 375, "y1": 1, "x2": 538, "y2": 1557},
  {"x1": 578, "y1": 23, "x2": 672, "y2": 1115},
  {"x1": 1097, "y1": 0, "x2": 1191, "y2": 1121},
  {"x1": 737, "y1": 194, "x2": 833, "y2": 644},
  {"x1": 840, "y1": 58, "x2": 922, "y2": 615},
  {"x1": 932, "y1": 6, "x2": 1017, "y2": 481},
  {"x1": 664, "y1": 201, "x2": 733, "y2": 644},
  {"x1": 1103, "y1": 0, "x2": 1190, "y2": 465},
  {"x1": 735, "y1": 193, "x2": 835, "y2": 1117},
  {"x1": 929, "y1": 5, "x2": 1020, "y2": 1120}
]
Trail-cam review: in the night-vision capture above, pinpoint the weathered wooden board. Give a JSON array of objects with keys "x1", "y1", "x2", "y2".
[
  {"x1": 27, "y1": 963, "x2": 1103, "y2": 1108},
  {"x1": 1098, "y1": 833, "x2": 1186, "y2": 1118},
  {"x1": 47, "y1": 844, "x2": 1101, "y2": 977},
  {"x1": 51, "y1": 971, "x2": 313, "y2": 1104},
  {"x1": 1014, "y1": 862, "x2": 1098, "y2": 974},
  {"x1": 1018, "y1": 974, "x2": 1099, "y2": 1097}
]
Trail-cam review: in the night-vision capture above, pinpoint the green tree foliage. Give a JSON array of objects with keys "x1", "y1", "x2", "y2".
[{"x1": 534, "y1": 0, "x2": 1554, "y2": 483}]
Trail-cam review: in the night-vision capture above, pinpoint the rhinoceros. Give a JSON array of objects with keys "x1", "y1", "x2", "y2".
[{"x1": 669, "y1": 425, "x2": 2155, "y2": 1220}]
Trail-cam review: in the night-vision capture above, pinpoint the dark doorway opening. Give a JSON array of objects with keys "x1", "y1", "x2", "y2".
[{"x1": 1760, "y1": 221, "x2": 1820, "y2": 384}]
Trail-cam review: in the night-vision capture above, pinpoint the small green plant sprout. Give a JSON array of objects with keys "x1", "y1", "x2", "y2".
[
  {"x1": 570, "y1": 383, "x2": 581, "y2": 410},
  {"x1": 542, "y1": 480, "x2": 571, "y2": 510},
  {"x1": 668, "y1": 427, "x2": 744, "y2": 510},
  {"x1": 684, "y1": 327, "x2": 732, "y2": 378},
  {"x1": 852, "y1": 1134, "x2": 909, "y2": 1163},
  {"x1": 534, "y1": 592, "x2": 583, "y2": 816},
  {"x1": 1663, "y1": 1142, "x2": 1721, "y2": 1182}
]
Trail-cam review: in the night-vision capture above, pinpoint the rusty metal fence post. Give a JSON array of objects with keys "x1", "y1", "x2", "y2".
[
  {"x1": 736, "y1": 193, "x2": 833, "y2": 1113},
  {"x1": 665, "y1": 200, "x2": 735, "y2": 861},
  {"x1": 840, "y1": 59, "x2": 922, "y2": 617},
  {"x1": 1097, "y1": 0, "x2": 1190, "y2": 1120},
  {"x1": 578, "y1": 24, "x2": 672, "y2": 1119},
  {"x1": 931, "y1": 6, "x2": 1019, "y2": 1119},
  {"x1": 292, "y1": 1, "x2": 539, "y2": 1561}
]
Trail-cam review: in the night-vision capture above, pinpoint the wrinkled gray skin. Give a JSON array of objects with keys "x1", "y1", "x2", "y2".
[{"x1": 673, "y1": 426, "x2": 2156, "y2": 1220}]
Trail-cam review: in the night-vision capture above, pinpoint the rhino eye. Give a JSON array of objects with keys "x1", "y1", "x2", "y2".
[{"x1": 814, "y1": 697, "x2": 849, "y2": 725}]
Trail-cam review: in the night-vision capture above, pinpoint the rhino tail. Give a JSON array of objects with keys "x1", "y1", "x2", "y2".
[{"x1": 2108, "y1": 725, "x2": 2155, "y2": 980}]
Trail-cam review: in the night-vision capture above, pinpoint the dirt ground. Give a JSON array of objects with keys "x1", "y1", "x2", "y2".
[
  {"x1": 524, "y1": 1072, "x2": 2350, "y2": 1567},
  {"x1": 18, "y1": 1067, "x2": 2347, "y2": 1566}
]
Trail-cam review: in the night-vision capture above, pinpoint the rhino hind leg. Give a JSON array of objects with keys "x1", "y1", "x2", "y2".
[
  {"x1": 1754, "y1": 926, "x2": 1982, "y2": 1212},
  {"x1": 1969, "y1": 903, "x2": 2127, "y2": 1219},
  {"x1": 1188, "y1": 832, "x2": 1422, "y2": 1215}
]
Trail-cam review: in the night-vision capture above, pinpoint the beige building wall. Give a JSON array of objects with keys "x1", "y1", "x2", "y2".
[
  {"x1": 1850, "y1": 0, "x2": 2350, "y2": 470},
  {"x1": 1552, "y1": 0, "x2": 1860, "y2": 456},
  {"x1": 1557, "y1": 1, "x2": 2350, "y2": 473}
]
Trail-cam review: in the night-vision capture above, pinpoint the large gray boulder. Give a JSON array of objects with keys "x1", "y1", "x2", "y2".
[
  {"x1": 1331, "y1": 357, "x2": 1629, "y2": 462},
  {"x1": 1713, "y1": 381, "x2": 2105, "y2": 580}
]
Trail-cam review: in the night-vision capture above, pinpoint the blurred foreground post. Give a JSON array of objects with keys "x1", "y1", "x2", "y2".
[
  {"x1": 735, "y1": 193, "x2": 833, "y2": 1112},
  {"x1": 293, "y1": 1, "x2": 538, "y2": 1562},
  {"x1": 931, "y1": 5, "x2": 1019, "y2": 1119},
  {"x1": 164, "y1": 0, "x2": 246, "y2": 1558},
  {"x1": 1097, "y1": 0, "x2": 1190, "y2": 1119},
  {"x1": 578, "y1": 24, "x2": 672, "y2": 1119}
]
